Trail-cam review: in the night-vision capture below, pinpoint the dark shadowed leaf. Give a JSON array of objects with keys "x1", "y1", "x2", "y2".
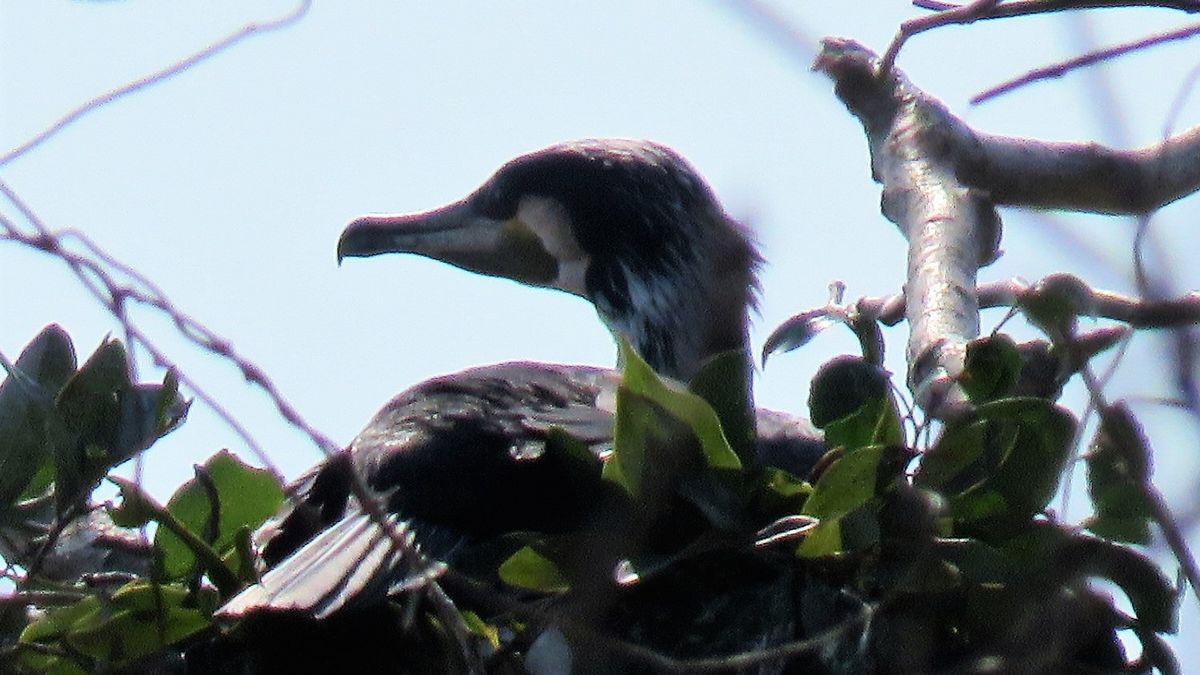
[
  {"x1": 53, "y1": 340, "x2": 131, "y2": 512},
  {"x1": 917, "y1": 399, "x2": 1075, "y2": 533},
  {"x1": 961, "y1": 334, "x2": 1021, "y2": 404},
  {"x1": 808, "y1": 356, "x2": 903, "y2": 451},
  {"x1": 689, "y1": 349, "x2": 755, "y2": 464},
  {"x1": 1083, "y1": 404, "x2": 1154, "y2": 544},
  {"x1": 1020, "y1": 273, "x2": 1094, "y2": 338},
  {"x1": 762, "y1": 307, "x2": 847, "y2": 365},
  {"x1": 114, "y1": 370, "x2": 189, "y2": 464},
  {"x1": 0, "y1": 325, "x2": 76, "y2": 509},
  {"x1": 108, "y1": 476, "x2": 158, "y2": 528},
  {"x1": 1064, "y1": 536, "x2": 1179, "y2": 635},
  {"x1": 751, "y1": 467, "x2": 813, "y2": 523},
  {"x1": 52, "y1": 342, "x2": 189, "y2": 516}
]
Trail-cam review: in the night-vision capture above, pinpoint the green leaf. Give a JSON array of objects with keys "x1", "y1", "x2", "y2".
[
  {"x1": 604, "y1": 341, "x2": 740, "y2": 496},
  {"x1": 1082, "y1": 404, "x2": 1154, "y2": 545},
  {"x1": 108, "y1": 476, "x2": 158, "y2": 528},
  {"x1": 796, "y1": 503, "x2": 879, "y2": 557},
  {"x1": 750, "y1": 467, "x2": 813, "y2": 522},
  {"x1": 688, "y1": 349, "x2": 755, "y2": 465},
  {"x1": 53, "y1": 340, "x2": 131, "y2": 511},
  {"x1": 808, "y1": 356, "x2": 903, "y2": 451},
  {"x1": 114, "y1": 370, "x2": 189, "y2": 464},
  {"x1": 19, "y1": 580, "x2": 212, "y2": 671},
  {"x1": 0, "y1": 326, "x2": 76, "y2": 509},
  {"x1": 49, "y1": 341, "x2": 189, "y2": 514},
  {"x1": 498, "y1": 545, "x2": 570, "y2": 592},
  {"x1": 155, "y1": 450, "x2": 284, "y2": 580},
  {"x1": 461, "y1": 611, "x2": 502, "y2": 649},
  {"x1": 797, "y1": 445, "x2": 890, "y2": 557},
  {"x1": 960, "y1": 334, "x2": 1021, "y2": 404},
  {"x1": 933, "y1": 537, "x2": 1018, "y2": 586},
  {"x1": 917, "y1": 398, "x2": 1075, "y2": 534}
]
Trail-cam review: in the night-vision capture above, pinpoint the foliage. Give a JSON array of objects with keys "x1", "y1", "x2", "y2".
[
  {"x1": 1, "y1": 308, "x2": 1185, "y2": 673},
  {"x1": 0, "y1": 327, "x2": 286, "y2": 674},
  {"x1": 756, "y1": 305, "x2": 1182, "y2": 673}
]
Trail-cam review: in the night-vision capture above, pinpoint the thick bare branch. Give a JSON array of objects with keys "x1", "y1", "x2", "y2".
[
  {"x1": 855, "y1": 40, "x2": 1200, "y2": 216},
  {"x1": 816, "y1": 39, "x2": 996, "y2": 414},
  {"x1": 816, "y1": 38, "x2": 1200, "y2": 414},
  {"x1": 965, "y1": 127, "x2": 1200, "y2": 214}
]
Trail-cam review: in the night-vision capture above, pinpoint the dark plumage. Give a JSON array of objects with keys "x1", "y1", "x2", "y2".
[{"x1": 219, "y1": 139, "x2": 823, "y2": 625}]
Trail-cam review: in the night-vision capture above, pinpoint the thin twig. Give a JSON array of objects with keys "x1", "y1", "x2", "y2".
[
  {"x1": 881, "y1": 0, "x2": 1004, "y2": 73},
  {"x1": 913, "y1": 0, "x2": 1200, "y2": 18},
  {"x1": 0, "y1": 1, "x2": 312, "y2": 167},
  {"x1": 713, "y1": 0, "x2": 819, "y2": 67},
  {"x1": 0, "y1": 206, "x2": 282, "y2": 472},
  {"x1": 973, "y1": 22, "x2": 1200, "y2": 103},
  {"x1": 892, "y1": 1, "x2": 1200, "y2": 78},
  {"x1": 863, "y1": 278, "x2": 1200, "y2": 327}
]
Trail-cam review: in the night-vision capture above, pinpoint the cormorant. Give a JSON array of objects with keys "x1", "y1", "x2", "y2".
[{"x1": 218, "y1": 139, "x2": 823, "y2": 629}]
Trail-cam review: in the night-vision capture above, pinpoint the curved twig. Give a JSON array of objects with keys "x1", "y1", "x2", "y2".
[{"x1": 0, "y1": 1, "x2": 312, "y2": 167}]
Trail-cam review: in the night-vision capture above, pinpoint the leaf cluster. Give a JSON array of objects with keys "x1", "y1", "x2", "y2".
[
  {"x1": 0, "y1": 327, "x2": 284, "y2": 674},
  {"x1": 0, "y1": 313, "x2": 1184, "y2": 673}
]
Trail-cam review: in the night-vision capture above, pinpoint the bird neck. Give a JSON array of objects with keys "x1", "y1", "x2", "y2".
[{"x1": 595, "y1": 256, "x2": 756, "y2": 385}]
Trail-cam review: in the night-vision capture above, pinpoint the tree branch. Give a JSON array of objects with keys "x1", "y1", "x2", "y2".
[
  {"x1": 0, "y1": 1, "x2": 311, "y2": 168},
  {"x1": 972, "y1": 21, "x2": 1200, "y2": 103},
  {"x1": 862, "y1": 278, "x2": 1200, "y2": 327},
  {"x1": 816, "y1": 39, "x2": 997, "y2": 414}
]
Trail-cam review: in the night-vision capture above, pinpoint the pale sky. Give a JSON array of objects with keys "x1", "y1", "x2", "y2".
[{"x1": 2, "y1": 1, "x2": 1198, "y2": 665}]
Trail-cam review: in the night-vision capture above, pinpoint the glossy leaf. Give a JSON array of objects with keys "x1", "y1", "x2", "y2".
[
  {"x1": 797, "y1": 444, "x2": 890, "y2": 557},
  {"x1": 918, "y1": 399, "x2": 1075, "y2": 533},
  {"x1": 762, "y1": 307, "x2": 847, "y2": 365},
  {"x1": 156, "y1": 450, "x2": 285, "y2": 580},
  {"x1": 604, "y1": 341, "x2": 740, "y2": 496}
]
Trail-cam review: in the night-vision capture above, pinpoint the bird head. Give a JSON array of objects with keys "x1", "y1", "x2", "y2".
[{"x1": 337, "y1": 139, "x2": 760, "y2": 381}]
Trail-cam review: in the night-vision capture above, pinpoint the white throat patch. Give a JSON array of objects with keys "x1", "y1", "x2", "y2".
[{"x1": 516, "y1": 196, "x2": 590, "y2": 296}]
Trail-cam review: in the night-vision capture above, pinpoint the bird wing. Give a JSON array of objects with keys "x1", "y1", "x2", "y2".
[
  {"x1": 221, "y1": 362, "x2": 620, "y2": 620},
  {"x1": 219, "y1": 511, "x2": 444, "y2": 620}
]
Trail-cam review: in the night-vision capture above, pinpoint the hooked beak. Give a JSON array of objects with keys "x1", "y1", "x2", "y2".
[{"x1": 337, "y1": 199, "x2": 559, "y2": 286}]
